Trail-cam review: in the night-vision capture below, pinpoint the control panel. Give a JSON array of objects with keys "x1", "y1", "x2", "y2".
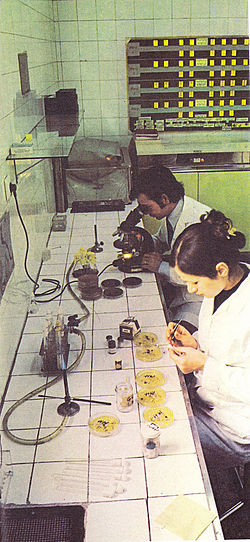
[{"x1": 127, "y1": 36, "x2": 250, "y2": 132}]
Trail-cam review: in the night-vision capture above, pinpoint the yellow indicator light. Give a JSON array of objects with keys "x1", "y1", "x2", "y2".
[
  {"x1": 209, "y1": 80, "x2": 214, "y2": 86},
  {"x1": 189, "y1": 111, "x2": 194, "y2": 117},
  {"x1": 178, "y1": 111, "x2": 183, "y2": 118},
  {"x1": 164, "y1": 81, "x2": 169, "y2": 88},
  {"x1": 189, "y1": 101, "x2": 194, "y2": 107},
  {"x1": 243, "y1": 59, "x2": 248, "y2": 65},
  {"x1": 154, "y1": 82, "x2": 159, "y2": 88},
  {"x1": 189, "y1": 81, "x2": 194, "y2": 87},
  {"x1": 219, "y1": 110, "x2": 224, "y2": 116},
  {"x1": 230, "y1": 80, "x2": 235, "y2": 86},
  {"x1": 178, "y1": 91, "x2": 183, "y2": 97},
  {"x1": 231, "y1": 59, "x2": 236, "y2": 65},
  {"x1": 153, "y1": 61, "x2": 158, "y2": 67},
  {"x1": 209, "y1": 91, "x2": 214, "y2": 97},
  {"x1": 220, "y1": 80, "x2": 225, "y2": 86},
  {"x1": 220, "y1": 99, "x2": 224, "y2": 106},
  {"x1": 209, "y1": 71, "x2": 214, "y2": 77},
  {"x1": 232, "y1": 39, "x2": 237, "y2": 45},
  {"x1": 190, "y1": 50, "x2": 194, "y2": 57},
  {"x1": 154, "y1": 102, "x2": 159, "y2": 108},
  {"x1": 179, "y1": 50, "x2": 184, "y2": 57},
  {"x1": 241, "y1": 99, "x2": 246, "y2": 106},
  {"x1": 190, "y1": 39, "x2": 195, "y2": 45},
  {"x1": 209, "y1": 100, "x2": 214, "y2": 106},
  {"x1": 232, "y1": 50, "x2": 236, "y2": 56},
  {"x1": 242, "y1": 80, "x2": 247, "y2": 86},
  {"x1": 230, "y1": 90, "x2": 235, "y2": 96},
  {"x1": 179, "y1": 60, "x2": 183, "y2": 67},
  {"x1": 222, "y1": 39, "x2": 226, "y2": 45},
  {"x1": 220, "y1": 90, "x2": 225, "y2": 96},
  {"x1": 221, "y1": 70, "x2": 225, "y2": 77},
  {"x1": 231, "y1": 70, "x2": 236, "y2": 76},
  {"x1": 221, "y1": 59, "x2": 226, "y2": 65},
  {"x1": 221, "y1": 50, "x2": 226, "y2": 56},
  {"x1": 179, "y1": 81, "x2": 183, "y2": 87},
  {"x1": 210, "y1": 50, "x2": 215, "y2": 56},
  {"x1": 123, "y1": 253, "x2": 133, "y2": 260},
  {"x1": 189, "y1": 60, "x2": 194, "y2": 66},
  {"x1": 164, "y1": 60, "x2": 169, "y2": 67},
  {"x1": 189, "y1": 91, "x2": 194, "y2": 97},
  {"x1": 244, "y1": 39, "x2": 249, "y2": 45},
  {"x1": 210, "y1": 39, "x2": 215, "y2": 45},
  {"x1": 178, "y1": 101, "x2": 183, "y2": 107},
  {"x1": 153, "y1": 40, "x2": 158, "y2": 46},
  {"x1": 179, "y1": 71, "x2": 183, "y2": 77},
  {"x1": 229, "y1": 110, "x2": 234, "y2": 116},
  {"x1": 179, "y1": 39, "x2": 184, "y2": 45},
  {"x1": 164, "y1": 101, "x2": 169, "y2": 108},
  {"x1": 189, "y1": 70, "x2": 194, "y2": 77},
  {"x1": 208, "y1": 111, "x2": 213, "y2": 117},
  {"x1": 164, "y1": 40, "x2": 168, "y2": 46},
  {"x1": 210, "y1": 59, "x2": 215, "y2": 66},
  {"x1": 230, "y1": 99, "x2": 234, "y2": 106}
]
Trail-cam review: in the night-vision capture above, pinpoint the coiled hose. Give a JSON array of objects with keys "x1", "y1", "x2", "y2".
[
  {"x1": 3, "y1": 260, "x2": 90, "y2": 446},
  {"x1": 2, "y1": 328, "x2": 86, "y2": 446}
]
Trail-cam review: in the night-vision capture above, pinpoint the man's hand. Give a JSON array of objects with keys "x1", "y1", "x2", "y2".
[
  {"x1": 168, "y1": 346, "x2": 207, "y2": 374},
  {"x1": 166, "y1": 322, "x2": 198, "y2": 348},
  {"x1": 141, "y1": 252, "x2": 162, "y2": 272}
]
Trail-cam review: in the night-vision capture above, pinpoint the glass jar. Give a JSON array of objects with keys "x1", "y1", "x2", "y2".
[
  {"x1": 115, "y1": 380, "x2": 134, "y2": 412},
  {"x1": 141, "y1": 423, "x2": 161, "y2": 458}
]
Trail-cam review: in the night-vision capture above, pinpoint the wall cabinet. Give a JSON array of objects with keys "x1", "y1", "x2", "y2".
[
  {"x1": 198, "y1": 171, "x2": 250, "y2": 250},
  {"x1": 174, "y1": 171, "x2": 198, "y2": 200}
]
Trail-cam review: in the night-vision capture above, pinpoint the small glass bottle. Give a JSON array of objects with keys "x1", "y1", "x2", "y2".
[
  {"x1": 141, "y1": 423, "x2": 161, "y2": 458},
  {"x1": 115, "y1": 357, "x2": 122, "y2": 370},
  {"x1": 115, "y1": 379, "x2": 134, "y2": 412}
]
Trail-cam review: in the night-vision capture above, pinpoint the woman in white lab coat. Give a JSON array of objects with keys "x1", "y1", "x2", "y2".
[{"x1": 166, "y1": 209, "x2": 250, "y2": 467}]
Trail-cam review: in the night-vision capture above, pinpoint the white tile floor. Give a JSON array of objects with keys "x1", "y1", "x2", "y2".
[{"x1": 1, "y1": 206, "x2": 222, "y2": 541}]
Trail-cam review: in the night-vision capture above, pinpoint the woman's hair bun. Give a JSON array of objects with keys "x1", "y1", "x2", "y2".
[{"x1": 200, "y1": 210, "x2": 246, "y2": 249}]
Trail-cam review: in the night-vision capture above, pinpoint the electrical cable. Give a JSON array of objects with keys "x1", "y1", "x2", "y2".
[
  {"x1": 11, "y1": 185, "x2": 61, "y2": 297},
  {"x1": 34, "y1": 279, "x2": 78, "y2": 303},
  {"x1": 11, "y1": 185, "x2": 90, "y2": 317},
  {"x1": 97, "y1": 263, "x2": 115, "y2": 277},
  {"x1": 12, "y1": 187, "x2": 39, "y2": 290},
  {"x1": 2, "y1": 328, "x2": 86, "y2": 446}
]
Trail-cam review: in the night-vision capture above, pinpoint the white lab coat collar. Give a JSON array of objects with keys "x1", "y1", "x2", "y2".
[
  {"x1": 198, "y1": 267, "x2": 250, "y2": 351},
  {"x1": 172, "y1": 196, "x2": 200, "y2": 242}
]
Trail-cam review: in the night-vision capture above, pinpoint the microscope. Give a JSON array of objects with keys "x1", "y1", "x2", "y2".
[{"x1": 112, "y1": 207, "x2": 154, "y2": 273}]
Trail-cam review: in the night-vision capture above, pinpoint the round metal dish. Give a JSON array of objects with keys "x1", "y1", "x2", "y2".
[{"x1": 122, "y1": 277, "x2": 142, "y2": 288}]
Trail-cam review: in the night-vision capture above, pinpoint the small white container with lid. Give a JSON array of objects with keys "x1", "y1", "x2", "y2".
[{"x1": 141, "y1": 423, "x2": 161, "y2": 458}]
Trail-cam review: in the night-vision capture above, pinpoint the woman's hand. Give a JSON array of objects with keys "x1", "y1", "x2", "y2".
[
  {"x1": 168, "y1": 346, "x2": 207, "y2": 374},
  {"x1": 141, "y1": 252, "x2": 162, "y2": 273},
  {"x1": 166, "y1": 322, "x2": 198, "y2": 349}
]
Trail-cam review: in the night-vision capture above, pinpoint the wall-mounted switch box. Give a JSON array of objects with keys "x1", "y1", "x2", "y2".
[{"x1": 52, "y1": 213, "x2": 67, "y2": 232}]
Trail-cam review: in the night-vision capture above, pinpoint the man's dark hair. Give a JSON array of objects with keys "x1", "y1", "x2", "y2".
[{"x1": 134, "y1": 166, "x2": 185, "y2": 203}]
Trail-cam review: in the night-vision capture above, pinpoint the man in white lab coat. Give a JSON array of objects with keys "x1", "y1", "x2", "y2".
[{"x1": 132, "y1": 166, "x2": 211, "y2": 331}]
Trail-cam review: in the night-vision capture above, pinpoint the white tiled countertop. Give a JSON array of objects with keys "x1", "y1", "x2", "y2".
[{"x1": 1, "y1": 205, "x2": 224, "y2": 541}]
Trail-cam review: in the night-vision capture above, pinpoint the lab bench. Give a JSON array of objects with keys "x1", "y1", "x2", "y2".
[{"x1": 0, "y1": 205, "x2": 224, "y2": 541}]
